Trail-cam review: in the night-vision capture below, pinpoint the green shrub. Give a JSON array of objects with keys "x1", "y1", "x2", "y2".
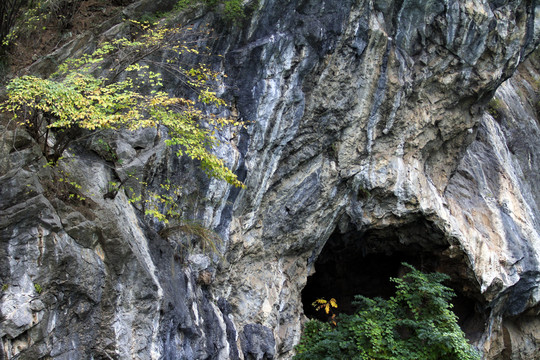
[
  {"x1": 295, "y1": 264, "x2": 481, "y2": 360},
  {"x1": 174, "y1": 0, "x2": 247, "y2": 23}
]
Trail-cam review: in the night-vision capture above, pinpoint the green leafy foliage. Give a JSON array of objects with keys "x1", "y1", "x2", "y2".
[
  {"x1": 1, "y1": 20, "x2": 244, "y2": 188},
  {"x1": 42, "y1": 158, "x2": 89, "y2": 204},
  {"x1": 1, "y1": 20, "x2": 243, "y2": 258},
  {"x1": 34, "y1": 283, "x2": 43, "y2": 294},
  {"x1": 1, "y1": 3, "x2": 239, "y2": 261},
  {"x1": 294, "y1": 264, "x2": 481, "y2": 360},
  {"x1": 135, "y1": 180, "x2": 184, "y2": 224},
  {"x1": 2, "y1": 0, "x2": 81, "y2": 50},
  {"x1": 95, "y1": 138, "x2": 122, "y2": 164},
  {"x1": 174, "y1": 0, "x2": 248, "y2": 23},
  {"x1": 0, "y1": 0, "x2": 26, "y2": 51},
  {"x1": 125, "y1": 178, "x2": 223, "y2": 256}
]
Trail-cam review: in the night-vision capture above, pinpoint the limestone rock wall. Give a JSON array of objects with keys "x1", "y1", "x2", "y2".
[
  {"x1": 1, "y1": 0, "x2": 540, "y2": 359},
  {"x1": 447, "y1": 56, "x2": 540, "y2": 358}
]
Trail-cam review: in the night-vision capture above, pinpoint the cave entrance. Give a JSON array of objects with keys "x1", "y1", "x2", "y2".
[{"x1": 301, "y1": 218, "x2": 487, "y2": 342}]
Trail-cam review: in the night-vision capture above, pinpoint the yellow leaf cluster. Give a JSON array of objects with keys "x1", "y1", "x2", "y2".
[{"x1": 312, "y1": 298, "x2": 338, "y2": 314}]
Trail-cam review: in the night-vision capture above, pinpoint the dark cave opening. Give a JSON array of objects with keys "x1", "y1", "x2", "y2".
[{"x1": 301, "y1": 219, "x2": 487, "y2": 342}]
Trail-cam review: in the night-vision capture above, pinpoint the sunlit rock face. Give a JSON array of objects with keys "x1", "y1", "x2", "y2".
[{"x1": 1, "y1": 0, "x2": 540, "y2": 359}]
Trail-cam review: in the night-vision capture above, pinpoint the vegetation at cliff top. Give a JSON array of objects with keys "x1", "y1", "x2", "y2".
[
  {"x1": 0, "y1": 0, "x2": 245, "y2": 259},
  {"x1": 294, "y1": 264, "x2": 480, "y2": 360},
  {"x1": 0, "y1": 0, "x2": 251, "y2": 57},
  {"x1": 1, "y1": 20, "x2": 244, "y2": 188},
  {"x1": 0, "y1": 0, "x2": 25, "y2": 51},
  {"x1": 174, "y1": 0, "x2": 248, "y2": 23}
]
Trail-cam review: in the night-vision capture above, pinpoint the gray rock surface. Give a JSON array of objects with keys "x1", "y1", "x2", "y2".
[{"x1": 1, "y1": 0, "x2": 540, "y2": 359}]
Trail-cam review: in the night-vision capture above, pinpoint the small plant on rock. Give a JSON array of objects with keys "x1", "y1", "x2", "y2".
[
  {"x1": 34, "y1": 283, "x2": 43, "y2": 294},
  {"x1": 42, "y1": 158, "x2": 88, "y2": 204},
  {"x1": 487, "y1": 97, "x2": 503, "y2": 120}
]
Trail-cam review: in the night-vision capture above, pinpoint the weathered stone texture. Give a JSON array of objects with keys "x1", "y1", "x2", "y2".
[{"x1": 1, "y1": 0, "x2": 540, "y2": 359}]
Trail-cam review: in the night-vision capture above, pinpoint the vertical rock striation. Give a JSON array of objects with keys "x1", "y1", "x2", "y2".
[
  {"x1": 216, "y1": 0, "x2": 540, "y2": 358},
  {"x1": 1, "y1": 0, "x2": 540, "y2": 359}
]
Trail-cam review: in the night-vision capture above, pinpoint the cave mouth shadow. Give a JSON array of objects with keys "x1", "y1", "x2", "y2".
[{"x1": 301, "y1": 218, "x2": 487, "y2": 343}]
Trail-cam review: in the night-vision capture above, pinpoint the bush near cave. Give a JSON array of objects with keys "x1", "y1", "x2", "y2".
[{"x1": 295, "y1": 264, "x2": 480, "y2": 360}]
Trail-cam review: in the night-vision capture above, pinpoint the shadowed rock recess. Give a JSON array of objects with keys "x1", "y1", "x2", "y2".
[{"x1": 1, "y1": 0, "x2": 540, "y2": 358}]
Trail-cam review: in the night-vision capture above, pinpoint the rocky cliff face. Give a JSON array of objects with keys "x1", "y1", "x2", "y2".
[{"x1": 1, "y1": 0, "x2": 540, "y2": 359}]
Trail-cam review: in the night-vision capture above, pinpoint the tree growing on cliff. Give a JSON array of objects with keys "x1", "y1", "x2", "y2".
[
  {"x1": 0, "y1": 0, "x2": 25, "y2": 52},
  {"x1": 294, "y1": 264, "x2": 480, "y2": 360},
  {"x1": 1, "y1": 20, "x2": 244, "y2": 188}
]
